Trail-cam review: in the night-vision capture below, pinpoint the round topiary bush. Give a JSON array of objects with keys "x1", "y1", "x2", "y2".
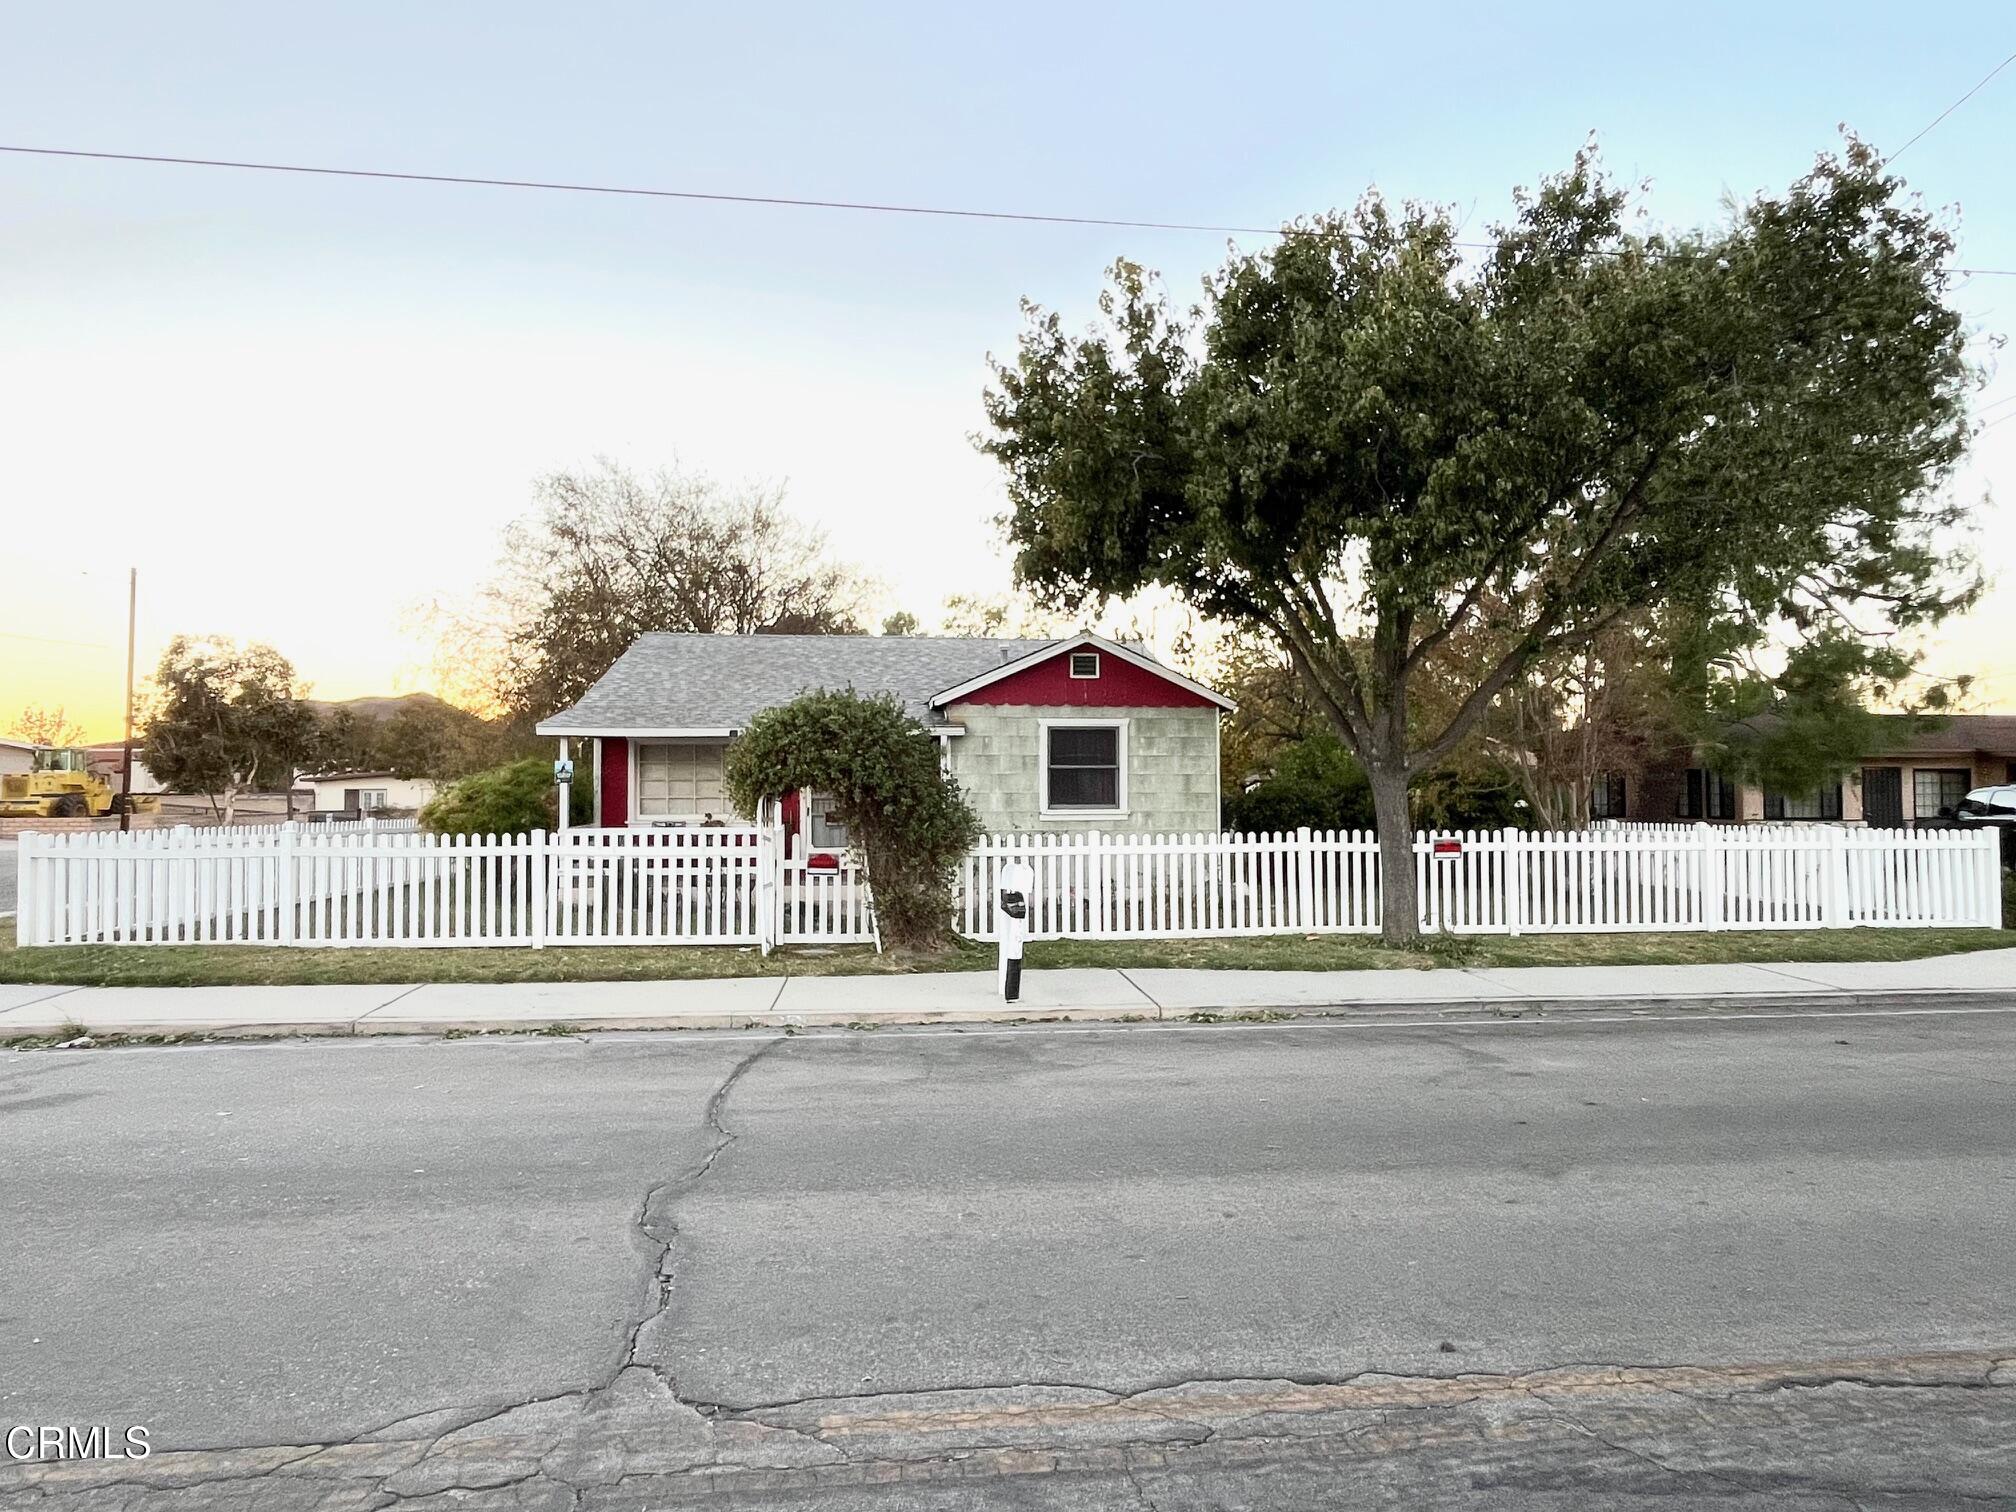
[{"x1": 724, "y1": 689, "x2": 981, "y2": 952}]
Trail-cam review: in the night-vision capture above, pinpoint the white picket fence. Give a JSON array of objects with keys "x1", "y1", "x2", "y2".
[
  {"x1": 958, "y1": 825, "x2": 2004, "y2": 940},
  {"x1": 14, "y1": 825, "x2": 875, "y2": 950},
  {"x1": 15, "y1": 821, "x2": 2000, "y2": 950}
]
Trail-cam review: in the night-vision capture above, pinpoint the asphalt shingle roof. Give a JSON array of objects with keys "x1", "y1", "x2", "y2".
[
  {"x1": 536, "y1": 633, "x2": 1064, "y2": 733},
  {"x1": 1872, "y1": 713, "x2": 2016, "y2": 756}
]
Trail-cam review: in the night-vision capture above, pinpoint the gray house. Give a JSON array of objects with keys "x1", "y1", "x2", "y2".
[{"x1": 535, "y1": 631, "x2": 1232, "y2": 845}]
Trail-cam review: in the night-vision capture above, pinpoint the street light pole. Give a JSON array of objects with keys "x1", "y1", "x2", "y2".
[{"x1": 119, "y1": 567, "x2": 136, "y2": 834}]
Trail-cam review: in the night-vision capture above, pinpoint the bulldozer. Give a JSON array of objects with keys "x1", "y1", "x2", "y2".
[{"x1": 0, "y1": 746, "x2": 161, "y2": 819}]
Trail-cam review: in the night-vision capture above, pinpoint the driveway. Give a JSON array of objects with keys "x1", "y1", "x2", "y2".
[{"x1": 3, "y1": 1009, "x2": 2013, "y2": 1507}]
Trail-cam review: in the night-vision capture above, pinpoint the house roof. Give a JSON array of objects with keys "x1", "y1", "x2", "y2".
[
  {"x1": 535, "y1": 634, "x2": 1066, "y2": 735},
  {"x1": 1871, "y1": 713, "x2": 2016, "y2": 756},
  {"x1": 299, "y1": 769, "x2": 416, "y2": 783}
]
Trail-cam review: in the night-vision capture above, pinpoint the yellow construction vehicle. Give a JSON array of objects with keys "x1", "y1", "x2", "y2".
[{"x1": 0, "y1": 747, "x2": 161, "y2": 819}]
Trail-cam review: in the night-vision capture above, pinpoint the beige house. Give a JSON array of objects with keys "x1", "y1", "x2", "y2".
[
  {"x1": 295, "y1": 769, "x2": 439, "y2": 816},
  {"x1": 0, "y1": 737, "x2": 33, "y2": 777},
  {"x1": 1617, "y1": 714, "x2": 2016, "y2": 828}
]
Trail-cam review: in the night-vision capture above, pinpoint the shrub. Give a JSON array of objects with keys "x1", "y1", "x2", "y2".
[
  {"x1": 1224, "y1": 735, "x2": 1374, "y2": 834},
  {"x1": 421, "y1": 757, "x2": 593, "y2": 834},
  {"x1": 724, "y1": 690, "x2": 980, "y2": 951}
]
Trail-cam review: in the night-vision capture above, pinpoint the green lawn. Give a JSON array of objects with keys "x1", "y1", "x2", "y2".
[{"x1": 0, "y1": 916, "x2": 2003, "y2": 989}]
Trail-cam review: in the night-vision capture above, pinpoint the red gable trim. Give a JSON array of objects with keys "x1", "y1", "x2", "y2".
[
  {"x1": 599, "y1": 736, "x2": 629, "y2": 827},
  {"x1": 950, "y1": 648, "x2": 1218, "y2": 708}
]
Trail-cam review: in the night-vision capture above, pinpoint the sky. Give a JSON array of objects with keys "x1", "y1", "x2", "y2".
[{"x1": 2, "y1": 2, "x2": 2013, "y2": 741}]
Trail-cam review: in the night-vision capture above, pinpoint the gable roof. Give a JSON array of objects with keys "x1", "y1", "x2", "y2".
[
  {"x1": 932, "y1": 632, "x2": 1235, "y2": 711},
  {"x1": 535, "y1": 633, "x2": 1063, "y2": 735}
]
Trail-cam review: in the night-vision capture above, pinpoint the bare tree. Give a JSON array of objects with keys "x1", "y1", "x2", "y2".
[
  {"x1": 461, "y1": 461, "x2": 873, "y2": 724},
  {"x1": 9, "y1": 704, "x2": 87, "y2": 748}
]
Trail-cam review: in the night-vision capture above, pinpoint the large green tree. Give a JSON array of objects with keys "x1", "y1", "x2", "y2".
[
  {"x1": 983, "y1": 141, "x2": 1976, "y2": 941},
  {"x1": 144, "y1": 636, "x2": 319, "y2": 823}
]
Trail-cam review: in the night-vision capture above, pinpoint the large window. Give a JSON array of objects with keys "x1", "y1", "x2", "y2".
[
  {"x1": 1043, "y1": 722, "x2": 1124, "y2": 813},
  {"x1": 1913, "y1": 768, "x2": 1971, "y2": 821},
  {"x1": 1589, "y1": 773, "x2": 1627, "y2": 820},
  {"x1": 806, "y1": 792, "x2": 849, "y2": 849},
  {"x1": 1677, "y1": 769, "x2": 1739, "y2": 820},
  {"x1": 1764, "y1": 784, "x2": 1843, "y2": 821},
  {"x1": 636, "y1": 743, "x2": 727, "y2": 818}
]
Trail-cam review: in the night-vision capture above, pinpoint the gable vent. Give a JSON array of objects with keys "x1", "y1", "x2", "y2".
[{"x1": 1069, "y1": 651, "x2": 1101, "y2": 679}]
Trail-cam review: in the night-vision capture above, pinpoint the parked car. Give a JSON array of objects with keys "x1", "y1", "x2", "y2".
[
  {"x1": 1953, "y1": 785, "x2": 2016, "y2": 866},
  {"x1": 1953, "y1": 785, "x2": 2016, "y2": 825}
]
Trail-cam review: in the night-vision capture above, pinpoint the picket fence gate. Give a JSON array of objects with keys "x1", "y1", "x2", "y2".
[{"x1": 15, "y1": 821, "x2": 2000, "y2": 950}]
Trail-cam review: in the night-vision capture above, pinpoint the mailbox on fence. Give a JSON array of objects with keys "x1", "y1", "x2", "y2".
[
  {"x1": 996, "y1": 859, "x2": 1034, "y2": 1002},
  {"x1": 1433, "y1": 839, "x2": 1463, "y2": 858}
]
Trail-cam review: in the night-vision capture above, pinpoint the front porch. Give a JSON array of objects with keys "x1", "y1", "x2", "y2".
[{"x1": 559, "y1": 733, "x2": 846, "y2": 861}]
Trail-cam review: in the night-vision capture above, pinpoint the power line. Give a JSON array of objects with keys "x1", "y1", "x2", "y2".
[
  {"x1": 5, "y1": 142, "x2": 2014, "y2": 277},
  {"x1": 1888, "y1": 47, "x2": 2016, "y2": 163},
  {"x1": 0, "y1": 629, "x2": 111, "y2": 649},
  {"x1": 0, "y1": 143, "x2": 1290, "y2": 238}
]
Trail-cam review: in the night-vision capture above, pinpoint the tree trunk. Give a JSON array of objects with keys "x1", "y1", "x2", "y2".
[{"x1": 1368, "y1": 757, "x2": 1418, "y2": 945}]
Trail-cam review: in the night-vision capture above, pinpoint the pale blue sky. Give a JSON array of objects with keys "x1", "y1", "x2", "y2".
[{"x1": 3, "y1": 3, "x2": 2012, "y2": 732}]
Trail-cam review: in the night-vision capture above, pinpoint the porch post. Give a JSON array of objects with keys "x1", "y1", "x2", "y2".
[{"x1": 556, "y1": 737, "x2": 571, "y2": 834}]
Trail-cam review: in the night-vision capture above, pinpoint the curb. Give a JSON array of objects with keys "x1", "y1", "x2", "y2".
[{"x1": 5, "y1": 988, "x2": 2011, "y2": 1045}]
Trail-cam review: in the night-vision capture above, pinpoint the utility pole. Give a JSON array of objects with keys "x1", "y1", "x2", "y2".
[{"x1": 119, "y1": 567, "x2": 136, "y2": 834}]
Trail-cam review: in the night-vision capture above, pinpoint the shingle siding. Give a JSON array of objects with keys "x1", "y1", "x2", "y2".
[{"x1": 945, "y1": 703, "x2": 1221, "y2": 834}]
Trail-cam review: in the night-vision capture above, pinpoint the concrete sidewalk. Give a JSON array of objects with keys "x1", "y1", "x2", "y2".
[{"x1": 2, "y1": 948, "x2": 2014, "y2": 1040}]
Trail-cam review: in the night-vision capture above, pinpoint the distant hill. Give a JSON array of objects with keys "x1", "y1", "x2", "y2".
[{"x1": 306, "y1": 692, "x2": 456, "y2": 722}]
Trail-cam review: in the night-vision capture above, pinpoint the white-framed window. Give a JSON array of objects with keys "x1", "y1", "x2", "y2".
[
  {"x1": 357, "y1": 790, "x2": 388, "y2": 811},
  {"x1": 1039, "y1": 719, "x2": 1127, "y2": 816},
  {"x1": 635, "y1": 742, "x2": 727, "y2": 818},
  {"x1": 1068, "y1": 651, "x2": 1101, "y2": 679},
  {"x1": 1764, "y1": 784, "x2": 1843, "y2": 822},
  {"x1": 1912, "y1": 767, "x2": 1970, "y2": 821},
  {"x1": 806, "y1": 792, "x2": 849, "y2": 849}
]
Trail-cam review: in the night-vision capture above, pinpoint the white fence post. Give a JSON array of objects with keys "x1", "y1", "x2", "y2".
[
  {"x1": 1697, "y1": 823, "x2": 1723, "y2": 932},
  {"x1": 1979, "y1": 830, "x2": 2003, "y2": 928},
  {"x1": 1823, "y1": 825, "x2": 1850, "y2": 930},
  {"x1": 757, "y1": 816, "x2": 780, "y2": 956},
  {"x1": 278, "y1": 822, "x2": 298, "y2": 946},
  {"x1": 1503, "y1": 827, "x2": 1524, "y2": 936},
  {"x1": 530, "y1": 829, "x2": 547, "y2": 949},
  {"x1": 1294, "y1": 826, "x2": 1314, "y2": 931}
]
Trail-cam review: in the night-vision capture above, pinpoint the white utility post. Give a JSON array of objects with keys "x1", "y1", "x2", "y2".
[
  {"x1": 555, "y1": 738, "x2": 573, "y2": 833},
  {"x1": 995, "y1": 858, "x2": 1034, "y2": 1002}
]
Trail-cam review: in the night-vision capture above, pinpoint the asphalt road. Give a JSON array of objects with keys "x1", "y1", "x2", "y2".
[{"x1": 3, "y1": 1008, "x2": 2013, "y2": 1508}]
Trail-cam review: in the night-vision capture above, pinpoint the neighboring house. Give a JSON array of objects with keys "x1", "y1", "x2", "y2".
[
  {"x1": 0, "y1": 737, "x2": 33, "y2": 777},
  {"x1": 82, "y1": 741, "x2": 165, "y2": 795},
  {"x1": 295, "y1": 769, "x2": 439, "y2": 816},
  {"x1": 534, "y1": 631, "x2": 1233, "y2": 845},
  {"x1": 1605, "y1": 714, "x2": 2016, "y2": 828}
]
